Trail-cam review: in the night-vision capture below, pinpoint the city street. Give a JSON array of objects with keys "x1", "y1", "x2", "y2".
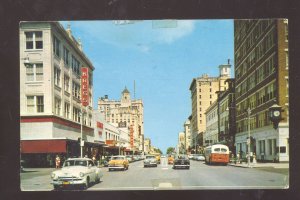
[{"x1": 20, "y1": 158, "x2": 289, "y2": 191}]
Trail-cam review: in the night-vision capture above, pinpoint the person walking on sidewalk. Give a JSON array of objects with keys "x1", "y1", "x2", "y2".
[{"x1": 55, "y1": 155, "x2": 61, "y2": 169}]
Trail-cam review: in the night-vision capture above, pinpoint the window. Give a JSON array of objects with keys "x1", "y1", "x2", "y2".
[
  {"x1": 64, "y1": 75, "x2": 70, "y2": 92},
  {"x1": 54, "y1": 97, "x2": 61, "y2": 116},
  {"x1": 71, "y1": 55, "x2": 80, "y2": 75},
  {"x1": 73, "y1": 107, "x2": 80, "y2": 123},
  {"x1": 27, "y1": 96, "x2": 44, "y2": 113},
  {"x1": 64, "y1": 102, "x2": 70, "y2": 119},
  {"x1": 53, "y1": 36, "x2": 60, "y2": 57},
  {"x1": 25, "y1": 31, "x2": 43, "y2": 49},
  {"x1": 26, "y1": 63, "x2": 43, "y2": 81},
  {"x1": 63, "y1": 46, "x2": 69, "y2": 65},
  {"x1": 286, "y1": 51, "x2": 289, "y2": 69},
  {"x1": 54, "y1": 67, "x2": 61, "y2": 86},
  {"x1": 285, "y1": 23, "x2": 288, "y2": 41},
  {"x1": 72, "y1": 82, "x2": 80, "y2": 99}
]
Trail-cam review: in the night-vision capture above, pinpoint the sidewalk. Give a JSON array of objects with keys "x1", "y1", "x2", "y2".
[{"x1": 228, "y1": 162, "x2": 289, "y2": 169}]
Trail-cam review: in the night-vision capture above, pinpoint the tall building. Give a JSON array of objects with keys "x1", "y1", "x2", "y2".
[
  {"x1": 189, "y1": 63, "x2": 231, "y2": 149},
  {"x1": 144, "y1": 138, "x2": 151, "y2": 155},
  {"x1": 20, "y1": 22, "x2": 95, "y2": 167},
  {"x1": 183, "y1": 118, "x2": 191, "y2": 153},
  {"x1": 98, "y1": 87, "x2": 144, "y2": 154},
  {"x1": 234, "y1": 19, "x2": 289, "y2": 162}
]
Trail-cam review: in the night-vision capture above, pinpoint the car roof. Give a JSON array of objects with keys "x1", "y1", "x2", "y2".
[{"x1": 66, "y1": 158, "x2": 92, "y2": 161}]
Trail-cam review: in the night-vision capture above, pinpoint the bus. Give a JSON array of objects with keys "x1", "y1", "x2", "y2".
[{"x1": 204, "y1": 144, "x2": 230, "y2": 165}]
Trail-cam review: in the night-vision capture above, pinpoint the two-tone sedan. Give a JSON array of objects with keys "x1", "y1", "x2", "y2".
[
  {"x1": 143, "y1": 155, "x2": 158, "y2": 167},
  {"x1": 108, "y1": 155, "x2": 129, "y2": 171},
  {"x1": 173, "y1": 154, "x2": 190, "y2": 169},
  {"x1": 51, "y1": 158, "x2": 103, "y2": 190}
]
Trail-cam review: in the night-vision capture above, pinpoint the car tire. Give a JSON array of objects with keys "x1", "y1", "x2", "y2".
[
  {"x1": 83, "y1": 177, "x2": 90, "y2": 190},
  {"x1": 53, "y1": 185, "x2": 60, "y2": 190},
  {"x1": 187, "y1": 166, "x2": 190, "y2": 169},
  {"x1": 95, "y1": 175, "x2": 100, "y2": 184}
]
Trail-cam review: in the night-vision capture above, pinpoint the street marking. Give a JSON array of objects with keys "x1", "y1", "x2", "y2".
[
  {"x1": 161, "y1": 167, "x2": 168, "y2": 170},
  {"x1": 158, "y1": 182, "x2": 173, "y2": 188}
]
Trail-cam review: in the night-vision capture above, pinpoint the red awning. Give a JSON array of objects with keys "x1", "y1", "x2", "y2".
[{"x1": 21, "y1": 140, "x2": 67, "y2": 153}]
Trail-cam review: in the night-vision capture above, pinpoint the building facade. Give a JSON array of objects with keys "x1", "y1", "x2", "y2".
[
  {"x1": 204, "y1": 101, "x2": 219, "y2": 146},
  {"x1": 98, "y1": 88, "x2": 144, "y2": 154},
  {"x1": 144, "y1": 138, "x2": 151, "y2": 155},
  {"x1": 234, "y1": 19, "x2": 289, "y2": 162},
  {"x1": 189, "y1": 63, "x2": 231, "y2": 149},
  {"x1": 20, "y1": 22, "x2": 96, "y2": 167},
  {"x1": 183, "y1": 118, "x2": 191, "y2": 153}
]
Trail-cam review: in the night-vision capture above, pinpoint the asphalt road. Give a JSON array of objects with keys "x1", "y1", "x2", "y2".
[{"x1": 20, "y1": 158, "x2": 289, "y2": 191}]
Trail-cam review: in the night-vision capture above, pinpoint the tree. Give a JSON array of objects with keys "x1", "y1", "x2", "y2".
[
  {"x1": 166, "y1": 147, "x2": 175, "y2": 155},
  {"x1": 155, "y1": 148, "x2": 163, "y2": 154}
]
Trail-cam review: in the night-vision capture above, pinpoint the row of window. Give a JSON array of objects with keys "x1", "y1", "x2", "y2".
[
  {"x1": 235, "y1": 22, "x2": 275, "y2": 66},
  {"x1": 236, "y1": 82, "x2": 276, "y2": 116},
  {"x1": 236, "y1": 55, "x2": 275, "y2": 99},
  {"x1": 236, "y1": 110, "x2": 271, "y2": 133},
  {"x1": 235, "y1": 19, "x2": 274, "y2": 50},
  {"x1": 26, "y1": 95, "x2": 92, "y2": 126},
  {"x1": 105, "y1": 132, "x2": 120, "y2": 141},
  {"x1": 54, "y1": 97, "x2": 92, "y2": 126}
]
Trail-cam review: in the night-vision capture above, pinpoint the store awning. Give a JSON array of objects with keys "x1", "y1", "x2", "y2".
[{"x1": 21, "y1": 140, "x2": 66, "y2": 153}]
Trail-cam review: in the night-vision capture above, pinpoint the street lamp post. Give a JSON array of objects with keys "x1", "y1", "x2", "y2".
[
  {"x1": 80, "y1": 106, "x2": 83, "y2": 158},
  {"x1": 247, "y1": 108, "x2": 251, "y2": 168}
]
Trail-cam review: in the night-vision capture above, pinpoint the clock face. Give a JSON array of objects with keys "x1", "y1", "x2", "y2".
[{"x1": 273, "y1": 110, "x2": 280, "y2": 117}]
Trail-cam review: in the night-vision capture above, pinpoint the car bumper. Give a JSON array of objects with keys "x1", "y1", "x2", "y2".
[
  {"x1": 173, "y1": 164, "x2": 190, "y2": 168},
  {"x1": 108, "y1": 165, "x2": 125, "y2": 169},
  {"x1": 144, "y1": 162, "x2": 157, "y2": 166},
  {"x1": 52, "y1": 179, "x2": 85, "y2": 186}
]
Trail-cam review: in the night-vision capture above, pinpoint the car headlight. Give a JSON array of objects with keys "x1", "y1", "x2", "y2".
[
  {"x1": 79, "y1": 172, "x2": 84, "y2": 177},
  {"x1": 51, "y1": 172, "x2": 56, "y2": 179}
]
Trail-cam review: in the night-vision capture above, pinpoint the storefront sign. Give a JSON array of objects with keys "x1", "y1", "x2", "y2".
[
  {"x1": 130, "y1": 125, "x2": 134, "y2": 147},
  {"x1": 81, "y1": 67, "x2": 89, "y2": 107},
  {"x1": 97, "y1": 122, "x2": 103, "y2": 129}
]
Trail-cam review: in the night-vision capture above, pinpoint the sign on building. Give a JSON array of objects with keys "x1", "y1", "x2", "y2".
[{"x1": 81, "y1": 67, "x2": 89, "y2": 107}]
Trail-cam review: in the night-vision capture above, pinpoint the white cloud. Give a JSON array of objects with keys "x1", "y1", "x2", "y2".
[
  {"x1": 156, "y1": 20, "x2": 195, "y2": 44},
  {"x1": 60, "y1": 20, "x2": 195, "y2": 52}
]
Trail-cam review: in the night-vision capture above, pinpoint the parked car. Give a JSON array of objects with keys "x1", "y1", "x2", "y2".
[
  {"x1": 188, "y1": 154, "x2": 195, "y2": 160},
  {"x1": 194, "y1": 154, "x2": 205, "y2": 161},
  {"x1": 103, "y1": 156, "x2": 112, "y2": 167},
  {"x1": 51, "y1": 158, "x2": 103, "y2": 190},
  {"x1": 108, "y1": 155, "x2": 129, "y2": 171},
  {"x1": 173, "y1": 154, "x2": 190, "y2": 169},
  {"x1": 143, "y1": 155, "x2": 158, "y2": 167},
  {"x1": 125, "y1": 155, "x2": 133, "y2": 163}
]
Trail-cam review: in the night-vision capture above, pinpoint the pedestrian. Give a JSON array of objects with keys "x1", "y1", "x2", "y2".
[
  {"x1": 237, "y1": 153, "x2": 240, "y2": 164},
  {"x1": 253, "y1": 153, "x2": 257, "y2": 164},
  {"x1": 55, "y1": 155, "x2": 61, "y2": 169}
]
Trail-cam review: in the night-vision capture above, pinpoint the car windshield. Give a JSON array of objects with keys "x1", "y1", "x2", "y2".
[
  {"x1": 111, "y1": 157, "x2": 124, "y2": 160},
  {"x1": 177, "y1": 155, "x2": 188, "y2": 159},
  {"x1": 63, "y1": 160, "x2": 87, "y2": 167},
  {"x1": 146, "y1": 156, "x2": 155, "y2": 159}
]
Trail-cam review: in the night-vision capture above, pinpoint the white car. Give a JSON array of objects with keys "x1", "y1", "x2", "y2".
[
  {"x1": 143, "y1": 155, "x2": 158, "y2": 167},
  {"x1": 51, "y1": 158, "x2": 103, "y2": 190}
]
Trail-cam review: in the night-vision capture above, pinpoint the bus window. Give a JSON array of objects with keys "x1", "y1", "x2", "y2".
[
  {"x1": 221, "y1": 148, "x2": 227, "y2": 152},
  {"x1": 214, "y1": 148, "x2": 220, "y2": 152}
]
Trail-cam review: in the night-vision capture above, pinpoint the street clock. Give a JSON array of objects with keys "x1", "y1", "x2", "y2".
[{"x1": 269, "y1": 104, "x2": 283, "y2": 129}]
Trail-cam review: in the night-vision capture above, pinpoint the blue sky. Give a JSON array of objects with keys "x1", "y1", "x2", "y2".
[{"x1": 61, "y1": 20, "x2": 234, "y2": 153}]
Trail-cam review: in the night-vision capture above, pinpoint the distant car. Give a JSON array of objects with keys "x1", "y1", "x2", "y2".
[
  {"x1": 51, "y1": 158, "x2": 103, "y2": 190},
  {"x1": 161, "y1": 155, "x2": 166, "y2": 158},
  {"x1": 168, "y1": 156, "x2": 174, "y2": 164},
  {"x1": 108, "y1": 156, "x2": 129, "y2": 171},
  {"x1": 194, "y1": 154, "x2": 205, "y2": 161},
  {"x1": 125, "y1": 155, "x2": 133, "y2": 163},
  {"x1": 144, "y1": 155, "x2": 158, "y2": 167},
  {"x1": 173, "y1": 155, "x2": 190, "y2": 169},
  {"x1": 103, "y1": 156, "x2": 112, "y2": 167},
  {"x1": 188, "y1": 154, "x2": 195, "y2": 160}
]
